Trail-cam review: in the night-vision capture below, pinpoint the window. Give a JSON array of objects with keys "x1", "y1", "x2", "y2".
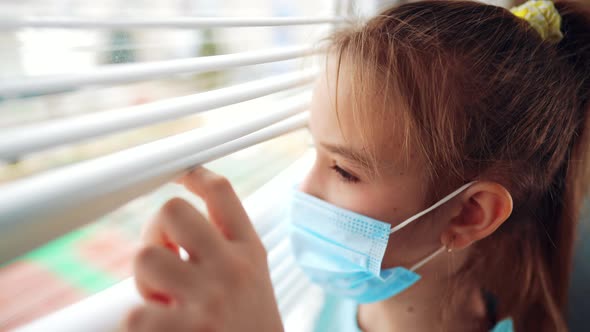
[{"x1": 0, "y1": 0, "x2": 341, "y2": 330}]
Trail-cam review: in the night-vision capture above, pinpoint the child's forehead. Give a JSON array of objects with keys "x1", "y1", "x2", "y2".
[{"x1": 310, "y1": 61, "x2": 415, "y2": 173}]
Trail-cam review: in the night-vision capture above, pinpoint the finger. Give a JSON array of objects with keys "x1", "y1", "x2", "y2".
[
  {"x1": 133, "y1": 245, "x2": 199, "y2": 304},
  {"x1": 141, "y1": 217, "x2": 179, "y2": 255},
  {"x1": 180, "y1": 167, "x2": 256, "y2": 242},
  {"x1": 124, "y1": 304, "x2": 194, "y2": 332},
  {"x1": 143, "y1": 197, "x2": 225, "y2": 260}
]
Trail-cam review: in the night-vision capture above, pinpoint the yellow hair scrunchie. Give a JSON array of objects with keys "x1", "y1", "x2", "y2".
[{"x1": 510, "y1": 0, "x2": 563, "y2": 43}]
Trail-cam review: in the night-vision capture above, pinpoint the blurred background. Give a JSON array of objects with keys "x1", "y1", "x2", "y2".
[{"x1": 1, "y1": 0, "x2": 588, "y2": 331}]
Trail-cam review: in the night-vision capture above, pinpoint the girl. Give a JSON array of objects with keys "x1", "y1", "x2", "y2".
[{"x1": 123, "y1": 1, "x2": 590, "y2": 331}]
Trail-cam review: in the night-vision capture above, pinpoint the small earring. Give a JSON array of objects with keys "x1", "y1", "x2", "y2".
[{"x1": 446, "y1": 235, "x2": 455, "y2": 253}]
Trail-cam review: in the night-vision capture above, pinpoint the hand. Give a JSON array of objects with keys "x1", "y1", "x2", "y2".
[{"x1": 123, "y1": 168, "x2": 283, "y2": 332}]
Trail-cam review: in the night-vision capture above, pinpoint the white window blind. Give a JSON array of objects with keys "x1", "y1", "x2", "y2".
[
  {"x1": 13, "y1": 152, "x2": 322, "y2": 332},
  {"x1": 0, "y1": 0, "x2": 352, "y2": 330}
]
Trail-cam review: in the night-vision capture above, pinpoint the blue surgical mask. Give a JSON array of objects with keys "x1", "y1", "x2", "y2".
[{"x1": 288, "y1": 182, "x2": 474, "y2": 303}]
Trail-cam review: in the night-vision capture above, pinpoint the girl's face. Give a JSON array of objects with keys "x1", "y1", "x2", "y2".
[{"x1": 300, "y1": 61, "x2": 454, "y2": 271}]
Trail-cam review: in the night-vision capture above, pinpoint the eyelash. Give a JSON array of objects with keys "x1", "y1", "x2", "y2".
[{"x1": 331, "y1": 165, "x2": 360, "y2": 183}]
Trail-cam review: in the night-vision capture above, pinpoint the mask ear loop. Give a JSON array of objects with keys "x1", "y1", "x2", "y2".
[
  {"x1": 395, "y1": 182, "x2": 475, "y2": 272},
  {"x1": 389, "y1": 181, "x2": 476, "y2": 234},
  {"x1": 409, "y1": 233, "x2": 456, "y2": 272},
  {"x1": 409, "y1": 246, "x2": 446, "y2": 272}
]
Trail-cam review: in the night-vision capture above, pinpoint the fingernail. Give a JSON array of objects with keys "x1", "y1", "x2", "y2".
[
  {"x1": 164, "y1": 241, "x2": 177, "y2": 253},
  {"x1": 150, "y1": 293, "x2": 172, "y2": 306}
]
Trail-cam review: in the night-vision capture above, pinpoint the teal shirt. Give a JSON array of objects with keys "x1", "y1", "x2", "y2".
[{"x1": 314, "y1": 294, "x2": 514, "y2": 332}]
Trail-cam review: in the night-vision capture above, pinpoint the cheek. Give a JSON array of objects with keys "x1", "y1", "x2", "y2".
[
  {"x1": 380, "y1": 203, "x2": 448, "y2": 269},
  {"x1": 332, "y1": 184, "x2": 443, "y2": 269},
  {"x1": 304, "y1": 157, "x2": 428, "y2": 225},
  {"x1": 332, "y1": 185, "x2": 393, "y2": 219},
  {"x1": 338, "y1": 182, "x2": 427, "y2": 227}
]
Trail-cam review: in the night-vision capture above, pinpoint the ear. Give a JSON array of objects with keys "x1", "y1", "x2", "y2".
[{"x1": 441, "y1": 182, "x2": 513, "y2": 250}]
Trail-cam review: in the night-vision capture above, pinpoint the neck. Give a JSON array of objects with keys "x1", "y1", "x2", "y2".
[{"x1": 357, "y1": 271, "x2": 488, "y2": 332}]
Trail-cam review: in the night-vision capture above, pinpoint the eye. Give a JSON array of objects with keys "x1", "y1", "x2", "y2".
[{"x1": 331, "y1": 165, "x2": 360, "y2": 183}]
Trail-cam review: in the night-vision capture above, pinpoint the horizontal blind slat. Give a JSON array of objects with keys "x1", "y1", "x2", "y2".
[
  {"x1": 0, "y1": 72, "x2": 314, "y2": 160},
  {"x1": 268, "y1": 238, "x2": 291, "y2": 270},
  {"x1": 14, "y1": 278, "x2": 141, "y2": 332},
  {"x1": 0, "y1": 109, "x2": 309, "y2": 263},
  {"x1": 270, "y1": 254, "x2": 295, "y2": 286},
  {"x1": 0, "y1": 45, "x2": 315, "y2": 97},
  {"x1": 0, "y1": 17, "x2": 346, "y2": 29},
  {"x1": 278, "y1": 278, "x2": 310, "y2": 316},
  {"x1": 275, "y1": 268, "x2": 306, "y2": 300},
  {"x1": 262, "y1": 222, "x2": 288, "y2": 252}
]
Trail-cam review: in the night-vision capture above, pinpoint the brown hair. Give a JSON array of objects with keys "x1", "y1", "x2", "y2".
[{"x1": 326, "y1": 0, "x2": 590, "y2": 330}]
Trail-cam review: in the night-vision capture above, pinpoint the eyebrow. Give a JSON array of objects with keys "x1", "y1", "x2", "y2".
[{"x1": 319, "y1": 142, "x2": 373, "y2": 168}]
